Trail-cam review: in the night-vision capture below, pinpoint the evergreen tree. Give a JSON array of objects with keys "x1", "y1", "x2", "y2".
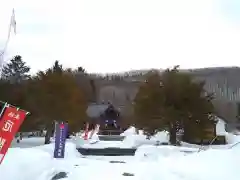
[
  {"x1": 134, "y1": 71, "x2": 166, "y2": 136},
  {"x1": 31, "y1": 61, "x2": 87, "y2": 143},
  {"x1": 52, "y1": 60, "x2": 63, "y2": 74},
  {"x1": 74, "y1": 66, "x2": 94, "y2": 103},
  {"x1": 134, "y1": 66, "x2": 216, "y2": 144},
  {"x1": 0, "y1": 56, "x2": 30, "y2": 119},
  {"x1": 1, "y1": 55, "x2": 30, "y2": 83},
  {"x1": 77, "y1": 66, "x2": 86, "y2": 73}
]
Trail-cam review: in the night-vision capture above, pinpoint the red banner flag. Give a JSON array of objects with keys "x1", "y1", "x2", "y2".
[
  {"x1": 83, "y1": 123, "x2": 89, "y2": 140},
  {"x1": 0, "y1": 106, "x2": 27, "y2": 164}
]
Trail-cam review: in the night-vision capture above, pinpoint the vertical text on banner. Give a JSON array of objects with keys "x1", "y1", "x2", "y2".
[
  {"x1": 54, "y1": 122, "x2": 67, "y2": 158},
  {"x1": 0, "y1": 106, "x2": 27, "y2": 164}
]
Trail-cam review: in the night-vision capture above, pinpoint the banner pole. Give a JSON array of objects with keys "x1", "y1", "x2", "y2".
[
  {"x1": 0, "y1": 102, "x2": 8, "y2": 119},
  {"x1": 53, "y1": 121, "x2": 55, "y2": 138},
  {"x1": 0, "y1": 100, "x2": 29, "y2": 115}
]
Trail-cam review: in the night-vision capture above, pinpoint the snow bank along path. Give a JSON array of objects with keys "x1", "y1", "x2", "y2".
[
  {"x1": 0, "y1": 142, "x2": 80, "y2": 180},
  {"x1": 2, "y1": 141, "x2": 240, "y2": 180},
  {"x1": 2, "y1": 125, "x2": 240, "y2": 180}
]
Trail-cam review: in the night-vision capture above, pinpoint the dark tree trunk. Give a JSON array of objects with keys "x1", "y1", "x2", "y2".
[
  {"x1": 90, "y1": 79, "x2": 97, "y2": 102},
  {"x1": 169, "y1": 122, "x2": 177, "y2": 145},
  {"x1": 182, "y1": 121, "x2": 190, "y2": 142},
  {"x1": 44, "y1": 129, "x2": 51, "y2": 144},
  {"x1": 44, "y1": 123, "x2": 54, "y2": 144}
]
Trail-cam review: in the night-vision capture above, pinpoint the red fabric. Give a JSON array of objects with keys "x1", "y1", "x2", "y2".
[
  {"x1": 84, "y1": 123, "x2": 89, "y2": 140},
  {"x1": 0, "y1": 107, "x2": 27, "y2": 164}
]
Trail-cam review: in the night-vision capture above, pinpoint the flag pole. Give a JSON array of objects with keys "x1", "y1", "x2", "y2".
[
  {"x1": 0, "y1": 102, "x2": 8, "y2": 119},
  {"x1": 0, "y1": 8, "x2": 16, "y2": 58},
  {"x1": 0, "y1": 8, "x2": 17, "y2": 74},
  {"x1": 0, "y1": 100, "x2": 30, "y2": 115}
]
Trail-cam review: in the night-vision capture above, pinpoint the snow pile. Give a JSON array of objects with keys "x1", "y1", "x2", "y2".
[
  {"x1": 216, "y1": 118, "x2": 227, "y2": 136},
  {"x1": 121, "y1": 126, "x2": 146, "y2": 136},
  {"x1": 134, "y1": 146, "x2": 240, "y2": 180},
  {"x1": 135, "y1": 145, "x2": 198, "y2": 161},
  {"x1": 74, "y1": 131, "x2": 100, "y2": 148},
  {"x1": 225, "y1": 130, "x2": 240, "y2": 144},
  {"x1": 0, "y1": 142, "x2": 80, "y2": 180},
  {"x1": 89, "y1": 132, "x2": 100, "y2": 141},
  {"x1": 72, "y1": 136, "x2": 85, "y2": 148},
  {"x1": 0, "y1": 147, "x2": 52, "y2": 180},
  {"x1": 122, "y1": 127, "x2": 169, "y2": 147},
  {"x1": 120, "y1": 126, "x2": 137, "y2": 136},
  {"x1": 122, "y1": 134, "x2": 147, "y2": 147},
  {"x1": 150, "y1": 130, "x2": 169, "y2": 142},
  {"x1": 36, "y1": 142, "x2": 80, "y2": 158},
  {"x1": 214, "y1": 117, "x2": 240, "y2": 145},
  {"x1": 168, "y1": 147, "x2": 240, "y2": 180}
]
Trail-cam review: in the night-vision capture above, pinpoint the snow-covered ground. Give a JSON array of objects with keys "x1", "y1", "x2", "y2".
[
  {"x1": 2, "y1": 126, "x2": 240, "y2": 180},
  {"x1": 11, "y1": 137, "x2": 45, "y2": 148}
]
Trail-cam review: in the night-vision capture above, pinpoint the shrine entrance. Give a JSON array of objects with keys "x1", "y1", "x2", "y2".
[{"x1": 99, "y1": 104, "x2": 121, "y2": 135}]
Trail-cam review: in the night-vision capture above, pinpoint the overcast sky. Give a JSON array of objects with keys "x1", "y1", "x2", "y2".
[{"x1": 0, "y1": 0, "x2": 240, "y2": 74}]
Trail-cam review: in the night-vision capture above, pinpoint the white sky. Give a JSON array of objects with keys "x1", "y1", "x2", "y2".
[{"x1": 0, "y1": 0, "x2": 240, "y2": 74}]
